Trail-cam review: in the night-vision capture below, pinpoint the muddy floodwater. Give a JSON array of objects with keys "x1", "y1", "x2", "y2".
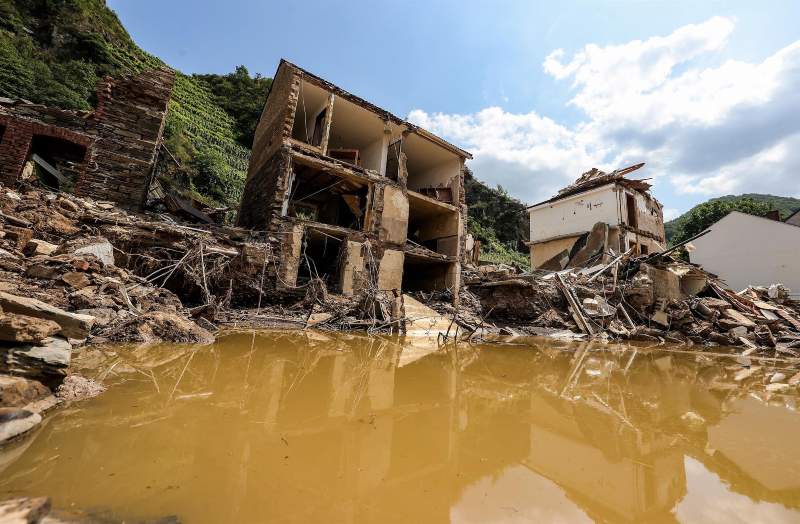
[{"x1": 2, "y1": 331, "x2": 800, "y2": 523}]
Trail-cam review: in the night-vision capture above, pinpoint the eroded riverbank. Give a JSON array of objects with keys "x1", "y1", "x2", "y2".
[{"x1": 2, "y1": 330, "x2": 800, "y2": 523}]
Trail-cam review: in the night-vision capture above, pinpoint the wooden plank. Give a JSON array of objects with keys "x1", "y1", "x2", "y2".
[
  {"x1": 31, "y1": 154, "x2": 68, "y2": 185},
  {"x1": 555, "y1": 273, "x2": 594, "y2": 335}
]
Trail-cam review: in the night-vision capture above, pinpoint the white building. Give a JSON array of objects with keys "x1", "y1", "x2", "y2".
[
  {"x1": 526, "y1": 164, "x2": 666, "y2": 269},
  {"x1": 689, "y1": 211, "x2": 800, "y2": 294}
]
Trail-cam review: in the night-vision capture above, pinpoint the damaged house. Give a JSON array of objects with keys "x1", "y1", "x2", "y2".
[
  {"x1": 526, "y1": 163, "x2": 666, "y2": 270},
  {"x1": 0, "y1": 67, "x2": 175, "y2": 210},
  {"x1": 237, "y1": 60, "x2": 471, "y2": 300}
]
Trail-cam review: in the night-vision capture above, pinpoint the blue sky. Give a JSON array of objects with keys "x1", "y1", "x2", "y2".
[{"x1": 109, "y1": 0, "x2": 800, "y2": 217}]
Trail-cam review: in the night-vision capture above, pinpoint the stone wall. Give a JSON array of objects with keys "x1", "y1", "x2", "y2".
[
  {"x1": 75, "y1": 67, "x2": 175, "y2": 208},
  {"x1": 0, "y1": 67, "x2": 174, "y2": 211}
]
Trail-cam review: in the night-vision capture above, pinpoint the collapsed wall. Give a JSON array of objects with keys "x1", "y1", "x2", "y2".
[{"x1": 0, "y1": 67, "x2": 175, "y2": 210}]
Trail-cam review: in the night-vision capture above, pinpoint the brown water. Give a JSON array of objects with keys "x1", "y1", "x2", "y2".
[{"x1": 2, "y1": 331, "x2": 800, "y2": 523}]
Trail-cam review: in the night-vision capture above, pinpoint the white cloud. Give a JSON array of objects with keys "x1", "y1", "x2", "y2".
[{"x1": 408, "y1": 17, "x2": 800, "y2": 208}]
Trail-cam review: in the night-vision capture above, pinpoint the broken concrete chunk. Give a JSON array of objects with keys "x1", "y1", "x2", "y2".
[
  {"x1": 583, "y1": 295, "x2": 614, "y2": 317},
  {"x1": 567, "y1": 222, "x2": 609, "y2": 269},
  {"x1": 23, "y1": 239, "x2": 58, "y2": 257},
  {"x1": 0, "y1": 407, "x2": 42, "y2": 445},
  {"x1": 0, "y1": 313, "x2": 60, "y2": 344},
  {"x1": 0, "y1": 292, "x2": 95, "y2": 339},
  {"x1": 56, "y1": 236, "x2": 115, "y2": 266}
]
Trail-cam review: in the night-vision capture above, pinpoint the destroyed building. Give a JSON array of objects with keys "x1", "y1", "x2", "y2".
[
  {"x1": 526, "y1": 163, "x2": 665, "y2": 270},
  {"x1": 237, "y1": 60, "x2": 471, "y2": 300},
  {"x1": 0, "y1": 68, "x2": 175, "y2": 211}
]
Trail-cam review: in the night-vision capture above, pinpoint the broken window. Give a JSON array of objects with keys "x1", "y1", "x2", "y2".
[
  {"x1": 407, "y1": 192, "x2": 459, "y2": 257},
  {"x1": 640, "y1": 244, "x2": 648, "y2": 255},
  {"x1": 27, "y1": 134, "x2": 87, "y2": 191},
  {"x1": 402, "y1": 133, "x2": 460, "y2": 203},
  {"x1": 285, "y1": 159, "x2": 370, "y2": 231},
  {"x1": 625, "y1": 193, "x2": 638, "y2": 228},
  {"x1": 296, "y1": 229, "x2": 344, "y2": 292},
  {"x1": 0, "y1": 124, "x2": 6, "y2": 144},
  {"x1": 327, "y1": 96, "x2": 389, "y2": 173},
  {"x1": 291, "y1": 80, "x2": 329, "y2": 147}
]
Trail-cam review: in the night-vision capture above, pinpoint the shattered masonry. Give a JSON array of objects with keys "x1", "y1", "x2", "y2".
[
  {"x1": 0, "y1": 67, "x2": 175, "y2": 211},
  {"x1": 527, "y1": 163, "x2": 666, "y2": 270},
  {"x1": 237, "y1": 59, "x2": 472, "y2": 301}
]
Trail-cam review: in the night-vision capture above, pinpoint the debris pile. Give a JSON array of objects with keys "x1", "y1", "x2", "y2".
[
  {"x1": 0, "y1": 183, "x2": 279, "y2": 444},
  {"x1": 463, "y1": 223, "x2": 800, "y2": 364}
]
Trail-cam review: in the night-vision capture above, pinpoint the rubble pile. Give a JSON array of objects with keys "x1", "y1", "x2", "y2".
[
  {"x1": 463, "y1": 246, "x2": 800, "y2": 365},
  {"x1": 0, "y1": 184, "x2": 290, "y2": 445}
]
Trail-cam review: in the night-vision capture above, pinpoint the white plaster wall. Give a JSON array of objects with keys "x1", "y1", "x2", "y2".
[
  {"x1": 408, "y1": 156, "x2": 462, "y2": 201},
  {"x1": 528, "y1": 185, "x2": 621, "y2": 243},
  {"x1": 690, "y1": 211, "x2": 800, "y2": 293},
  {"x1": 360, "y1": 135, "x2": 387, "y2": 173},
  {"x1": 626, "y1": 190, "x2": 664, "y2": 239}
]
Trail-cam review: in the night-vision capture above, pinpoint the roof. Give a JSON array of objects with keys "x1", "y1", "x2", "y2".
[
  {"x1": 712, "y1": 210, "x2": 800, "y2": 233},
  {"x1": 273, "y1": 59, "x2": 472, "y2": 160},
  {"x1": 526, "y1": 162, "x2": 654, "y2": 210}
]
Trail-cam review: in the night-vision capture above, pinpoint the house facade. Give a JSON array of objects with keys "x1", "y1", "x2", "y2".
[
  {"x1": 237, "y1": 60, "x2": 471, "y2": 299},
  {"x1": 527, "y1": 164, "x2": 665, "y2": 269}
]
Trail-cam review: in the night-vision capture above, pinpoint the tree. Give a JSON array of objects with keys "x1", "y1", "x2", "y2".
[
  {"x1": 193, "y1": 66, "x2": 272, "y2": 148},
  {"x1": 673, "y1": 197, "x2": 773, "y2": 244}
]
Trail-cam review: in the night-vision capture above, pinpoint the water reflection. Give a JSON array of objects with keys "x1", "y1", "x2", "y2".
[{"x1": 1, "y1": 331, "x2": 800, "y2": 523}]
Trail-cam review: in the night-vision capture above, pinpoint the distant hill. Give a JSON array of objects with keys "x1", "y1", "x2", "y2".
[{"x1": 665, "y1": 193, "x2": 800, "y2": 243}]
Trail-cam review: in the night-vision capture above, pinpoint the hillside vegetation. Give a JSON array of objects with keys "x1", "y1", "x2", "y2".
[
  {"x1": 665, "y1": 193, "x2": 800, "y2": 244},
  {"x1": 464, "y1": 169, "x2": 530, "y2": 268}
]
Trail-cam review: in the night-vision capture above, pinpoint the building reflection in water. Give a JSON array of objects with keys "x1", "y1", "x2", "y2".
[{"x1": 2, "y1": 331, "x2": 800, "y2": 523}]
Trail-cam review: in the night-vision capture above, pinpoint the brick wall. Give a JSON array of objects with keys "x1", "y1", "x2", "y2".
[
  {"x1": 237, "y1": 65, "x2": 299, "y2": 228},
  {"x1": 0, "y1": 67, "x2": 174, "y2": 210}
]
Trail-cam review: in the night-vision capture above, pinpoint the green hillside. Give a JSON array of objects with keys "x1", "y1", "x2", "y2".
[
  {"x1": 464, "y1": 168, "x2": 530, "y2": 268},
  {"x1": 665, "y1": 193, "x2": 800, "y2": 244},
  {"x1": 0, "y1": 0, "x2": 251, "y2": 206}
]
